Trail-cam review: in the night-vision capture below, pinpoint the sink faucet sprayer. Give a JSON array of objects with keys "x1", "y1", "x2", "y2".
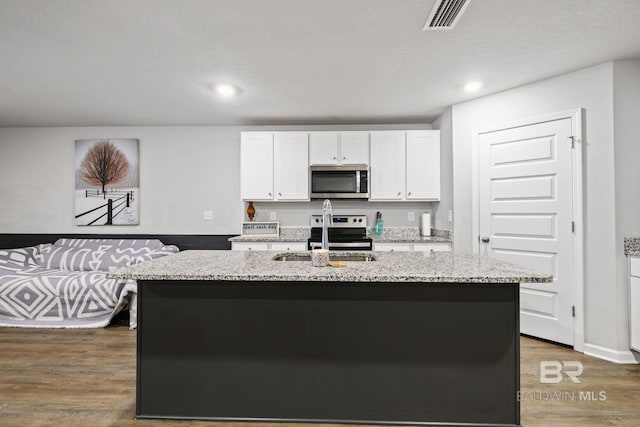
[{"x1": 321, "y1": 199, "x2": 332, "y2": 250}]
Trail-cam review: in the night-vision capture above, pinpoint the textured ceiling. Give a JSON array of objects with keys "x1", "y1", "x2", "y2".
[{"x1": 1, "y1": 0, "x2": 639, "y2": 126}]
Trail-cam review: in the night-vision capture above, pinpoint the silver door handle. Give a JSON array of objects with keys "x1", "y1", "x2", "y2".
[
  {"x1": 480, "y1": 236, "x2": 490, "y2": 243},
  {"x1": 397, "y1": 192, "x2": 401, "y2": 196}
]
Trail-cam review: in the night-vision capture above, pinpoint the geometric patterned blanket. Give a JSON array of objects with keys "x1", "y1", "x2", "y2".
[{"x1": 0, "y1": 239, "x2": 178, "y2": 329}]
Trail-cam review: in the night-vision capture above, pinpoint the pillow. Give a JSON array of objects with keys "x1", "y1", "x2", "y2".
[{"x1": 0, "y1": 244, "x2": 52, "y2": 270}]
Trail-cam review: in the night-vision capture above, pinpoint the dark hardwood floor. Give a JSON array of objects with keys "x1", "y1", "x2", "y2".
[{"x1": 1, "y1": 316, "x2": 639, "y2": 426}]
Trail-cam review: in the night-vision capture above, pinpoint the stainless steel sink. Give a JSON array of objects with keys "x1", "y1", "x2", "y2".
[{"x1": 273, "y1": 253, "x2": 376, "y2": 262}]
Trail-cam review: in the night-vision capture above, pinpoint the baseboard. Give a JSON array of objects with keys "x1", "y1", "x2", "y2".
[{"x1": 584, "y1": 343, "x2": 639, "y2": 364}]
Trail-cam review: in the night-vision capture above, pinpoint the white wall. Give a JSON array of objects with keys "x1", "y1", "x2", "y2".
[
  {"x1": 613, "y1": 60, "x2": 640, "y2": 350},
  {"x1": 0, "y1": 123, "x2": 436, "y2": 235},
  {"x1": 449, "y1": 61, "x2": 637, "y2": 354},
  {"x1": 431, "y1": 107, "x2": 454, "y2": 235}
]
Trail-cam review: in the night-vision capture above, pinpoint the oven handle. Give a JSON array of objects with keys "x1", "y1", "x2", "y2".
[{"x1": 309, "y1": 242, "x2": 372, "y2": 249}]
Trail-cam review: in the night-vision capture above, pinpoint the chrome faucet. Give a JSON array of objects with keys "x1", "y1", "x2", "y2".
[{"x1": 321, "y1": 199, "x2": 332, "y2": 250}]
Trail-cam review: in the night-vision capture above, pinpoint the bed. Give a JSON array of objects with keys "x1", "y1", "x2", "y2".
[{"x1": 0, "y1": 238, "x2": 178, "y2": 329}]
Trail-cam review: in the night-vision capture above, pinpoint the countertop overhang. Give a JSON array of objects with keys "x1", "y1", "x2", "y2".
[{"x1": 110, "y1": 250, "x2": 552, "y2": 284}]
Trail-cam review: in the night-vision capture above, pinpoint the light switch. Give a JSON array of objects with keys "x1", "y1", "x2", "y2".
[
  {"x1": 408, "y1": 212, "x2": 415, "y2": 221},
  {"x1": 203, "y1": 211, "x2": 214, "y2": 221},
  {"x1": 448, "y1": 210, "x2": 453, "y2": 222},
  {"x1": 270, "y1": 212, "x2": 277, "y2": 220}
]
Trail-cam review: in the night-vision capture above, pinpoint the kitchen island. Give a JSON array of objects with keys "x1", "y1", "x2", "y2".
[{"x1": 111, "y1": 250, "x2": 551, "y2": 427}]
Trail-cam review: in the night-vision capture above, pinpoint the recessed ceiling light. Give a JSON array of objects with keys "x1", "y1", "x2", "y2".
[
  {"x1": 464, "y1": 81, "x2": 484, "y2": 92},
  {"x1": 214, "y1": 83, "x2": 238, "y2": 97}
]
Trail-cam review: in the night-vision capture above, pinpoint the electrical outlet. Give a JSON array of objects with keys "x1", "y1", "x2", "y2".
[
  {"x1": 448, "y1": 210, "x2": 453, "y2": 222},
  {"x1": 270, "y1": 211, "x2": 277, "y2": 221},
  {"x1": 203, "y1": 211, "x2": 214, "y2": 221},
  {"x1": 408, "y1": 212, "x2": 415, "y2": 221}
]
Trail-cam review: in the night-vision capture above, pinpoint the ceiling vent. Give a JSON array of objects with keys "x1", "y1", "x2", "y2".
[{"x1": 423, "y1": 0, "x2": 470, "y2": 30}]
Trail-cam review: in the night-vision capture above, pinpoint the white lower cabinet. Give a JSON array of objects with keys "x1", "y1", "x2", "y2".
[
  {"x1": 373, "y1": 242, "x2": 451, "y2": 252},
  {"x1": 232, "y1": 241, "x2": 306, "y2": 251},
  {"x1": 269, "y1": 242, "x2": 307, "y2": 252},
  {"x1": 412, "y1": 243, "x2": 452, "y2": 252},
  {"x1": 630, "y1": 256, "x2": 640, "y2": 351}
]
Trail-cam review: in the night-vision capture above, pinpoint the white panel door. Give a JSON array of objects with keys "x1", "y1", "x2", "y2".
[
  {"x1": 406, "y1": 130, "x2": 440, "y2": 200},
  {"x1": 274, "y1": 132, "x2": 309, "y2": 200},
  {"x1": 309, "y1": 132, "x2": 339, "y2": 165},
  {"x1": 240, "y1": 132, "x2": 274, "y2": 201},
  {"x1": 339, "y1": 132, "x2": 369, "y2": 164},
  {"x1": 370, "y1": 131, "x2": 405, "y2": 200},
  {"x1": 478, "y1": 118, "x2": 574, "y2": 345}
]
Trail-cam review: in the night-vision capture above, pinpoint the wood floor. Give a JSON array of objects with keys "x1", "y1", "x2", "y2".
[{"x1": 1, "y1": 317, "x2": 639, "y2": 427}]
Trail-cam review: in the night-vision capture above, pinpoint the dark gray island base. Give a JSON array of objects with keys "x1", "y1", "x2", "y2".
[{"x1": 110, "y1": 251, "x2": 551, "y2": 427}]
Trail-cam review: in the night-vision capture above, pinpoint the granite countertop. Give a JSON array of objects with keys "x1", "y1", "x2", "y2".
[
  {"x1": 625, "y1": 237, "x2": 640, "y2": 256},
  {"x1": 109, "y1": 250, "x2": 551, "y2": 284}
]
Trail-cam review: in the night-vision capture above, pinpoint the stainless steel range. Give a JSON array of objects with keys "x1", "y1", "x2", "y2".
[{"x1": 307, "y1": 214, "x2": 372, "y2": 251}]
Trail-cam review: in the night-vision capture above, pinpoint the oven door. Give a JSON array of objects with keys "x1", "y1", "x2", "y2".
[{"x1": 308, "y1": 240, "x2": 373, "y2": 251}]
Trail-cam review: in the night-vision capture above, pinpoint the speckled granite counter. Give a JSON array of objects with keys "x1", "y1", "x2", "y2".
[
  {"x1": 228, "y1": 226, "x2": 310, "y2": 242},
  {"x1": 110, "y1": 250, "x2": 550, "y2": 283},
  {"x1": 228, "y1": 226, "x2": 452, "y2": 244},
  {"x1": 625, "y1": 237, "x2": 640, "y2": 256}
]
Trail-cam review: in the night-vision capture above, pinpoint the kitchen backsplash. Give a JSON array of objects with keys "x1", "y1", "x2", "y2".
[{"x1": 247, "y1": 200, "x2": 443, "y2": 228}]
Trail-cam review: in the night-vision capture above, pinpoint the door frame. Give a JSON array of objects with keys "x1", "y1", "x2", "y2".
[{"x1": 471, "y1": 108, "x2": 584, "y2": 352}]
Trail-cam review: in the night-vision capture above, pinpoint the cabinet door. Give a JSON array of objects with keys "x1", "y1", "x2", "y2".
[
  {"x1": 369, "y1": 131, "x2": 406, "y2": 200},
  {"x1": 270, "y1": 242, "x2": 307, "y2": 251},
  {"x1": 413, "y1": 243, "x2": 451, "y2": 252},
  {"x1": 241, "y1": 132, "x2": 274, "y2": 201},
  {"x1": 406, "y1": 130, "x2": 440, "y2": 200},
  {"x1": 309, "y1": 132, "x2": 339, "y2": 165},
  {"x1": 232, "y1": 242, "x2": 270, "y2": 251},
  {"x1": 339, "y1": 132, "x2": 369, "y2": 164},
  {"x1": 274, "y1": 133, "x2": 309, "y2": 200},
  {"x1": 631, "y1": 276, "x2": 640, "y2": 351},
  {"x1": 373, "y1": 243, "x2": 412, "y2": 252}
]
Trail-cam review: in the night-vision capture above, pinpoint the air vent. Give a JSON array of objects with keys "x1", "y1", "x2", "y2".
[{"x1": 423, "y1": 0, "x2": 470, "y2": 30}]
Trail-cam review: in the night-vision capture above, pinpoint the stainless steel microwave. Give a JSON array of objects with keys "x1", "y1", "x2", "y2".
[{"x1": 309, "y1": 165, "x2": 369, "y2": 199}]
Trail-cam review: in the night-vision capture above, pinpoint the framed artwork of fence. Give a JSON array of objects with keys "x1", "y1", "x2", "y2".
[{"x1": 75, "y1": 139, "x2": 140, "y2": 226}]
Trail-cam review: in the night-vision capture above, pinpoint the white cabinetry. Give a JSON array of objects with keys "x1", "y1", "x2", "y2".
[
  {"x1": 274, "y1": 133, "x2": 309, "y2": 201},
  {"x1": 369, "y1": 131, "x2": 405, "y2": 200},
  {"x1": 630, "y1": 256, "x2": 640, "y2": 351},
  {"x1": 232, "y1": 241, "x2": 306, "y2": 251},
  {"x1": 241, "y1": 132, "x2": 274, "y2": 201},
  {"x1": 309, "y1": 132, "x2": 369, "y2": 165},
  {"x1": 406, "y1": 131, "x2": 440, "y2": 200},
  {"x1": 373, "y1": 242, "x2": 451, "y2": 252},
  {"x1": 240, "y1": 132, "x2": 309, "y2": 201},
  {"x1": 369, "y1": 130, "x2": 440, "y2": 201}
]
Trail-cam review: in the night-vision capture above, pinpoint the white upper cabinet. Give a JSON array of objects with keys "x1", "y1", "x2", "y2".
[
  {"x1": 339, "y1": 132, "x2": 369, "y2": 164},
  {"x1": 241, "y1": 132, "x2": 309, "y2": 201},
  {"x1": 241, "y1": 132, "x2": 274, "y2": 201},
  {"x1": 309, "y1": 132, "x2": 339, "y2": 164},
  {"x1": 309, "y1": 131, "x2": 369, "y2": 165},
  {"x1": 406, "y1": 130, "x2": 440, "y2": 200},
  {"x1": 369, "y1": 131, "x2": 406, "y2": 200},
  {"x1": 274, "y1": 132, "x2": 309, "y2": 201},
  {"x1": 369, "y1": 130, "x2": 440, "y2": 201}
]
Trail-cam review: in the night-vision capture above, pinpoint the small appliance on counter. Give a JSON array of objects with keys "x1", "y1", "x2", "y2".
[
  {"x1": 420, "y1": 212, "x2": 431, "y2": 237},
  {"x1": 308, "y1": 214, "x2": 372, "y2": 251}
]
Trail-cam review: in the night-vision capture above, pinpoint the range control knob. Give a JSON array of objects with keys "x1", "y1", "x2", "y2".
[{"x1": 358, "y1": 218, "x2": 363, "y2": 222}]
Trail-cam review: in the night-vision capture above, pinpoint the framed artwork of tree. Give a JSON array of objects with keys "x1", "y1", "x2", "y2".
[{"x1": 75, "y1": 139, "x2": 140, "y2": 226}]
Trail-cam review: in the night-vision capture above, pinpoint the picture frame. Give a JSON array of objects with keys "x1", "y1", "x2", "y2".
[{"x1": 241, "y1": 221, "x2": 280, "y2": 237}]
